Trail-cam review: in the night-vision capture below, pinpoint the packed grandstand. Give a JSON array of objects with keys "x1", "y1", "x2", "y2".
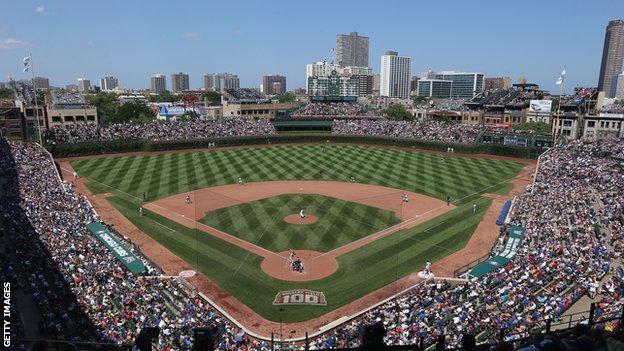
[
  {"x1": 290, "y1": 102, "x2": 382, "y2": 119},
  {"x1": 43, "y1": 117, "x2": 277, "y2": 143},
  {"x1": 3, "y1": 129, "x2": 624, "y2": 349},
  {"x1": 332, "y1": 119, "x2": 482, "y2": 144}
]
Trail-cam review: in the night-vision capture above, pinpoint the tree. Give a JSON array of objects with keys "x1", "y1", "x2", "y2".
[
  {"x1": 512, "y1": 121, "x2": 552, "y2": 134},
  {"x1": 411, "y1": 95, "x2": 428, "y2": 105},
  {"x1": 149, "y1": 90, "x2": 177, "y2": 103},
  {"x1": 114, "y1": 101, "x2": 155, "y2": 124},
  {"x1": 384, "y1": 103, "x2": 413, "y2": 120},
  {"x1": 201, "y1": 91, "x2": 222, "y2": 105},
  {"x1": 0, "y1": 88, "x2": 15, "y2": 99},
  {"x1": 274, "y1": 92, "x2": 296, "y2": 103},
  {"x1": 87, "y1": 92, "x2": 118, "y2": 125}
]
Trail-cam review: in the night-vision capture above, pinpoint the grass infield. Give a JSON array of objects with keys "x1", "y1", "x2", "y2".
[
  {"x1": 201, "y1": 194, "x2": 401, "y2": 252},
  {"x1": 71, "y1": 145, "x2": 524, "y2": 322}
]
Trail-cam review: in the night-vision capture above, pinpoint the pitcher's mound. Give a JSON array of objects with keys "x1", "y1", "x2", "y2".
[{"x1": 283, "y1": 214, "x2": 318, "y2": 224}]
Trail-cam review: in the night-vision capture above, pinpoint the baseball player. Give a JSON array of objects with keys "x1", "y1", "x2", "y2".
[
  {"x1": 139, "y1": 206, "x2": 144, "y2": 216},
  {"x1": 424, "y1": 259, "x2": 432, "y2": 275},
  {"x1": 238, "y1": 177, "x2": 244, "y2": 185},
  {"x1": 185, "y1": 195, "x2": 192, "y2": 204},
  {"x1": 299, "y1": 208, "x2": 306, "y2": 219},
  {"x1": 472, "y1": 203, "x2": 477, "y2": 213},
  {"x1": 288, "y1": 249, "x2": 295, "y2": 264}
]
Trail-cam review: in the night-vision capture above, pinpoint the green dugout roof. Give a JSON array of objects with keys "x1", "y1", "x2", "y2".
[
  {"x1": 468, "y1": 225, "x2": 526, "y2": 278},
  {"x1": 87, "y1": 222, "x2": 146, "y2": 275}
]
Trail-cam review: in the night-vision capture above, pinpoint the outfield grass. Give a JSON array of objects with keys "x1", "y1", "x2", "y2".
[
  {"x1": 71, "y1": 145, "x2": 524, "y2": 322},
  {"x1": 201, "y1": 194, "x2": 401, "y2": 252},
  {"x1": 71, "y1": 145, "x2": 525, "y2": 203}
]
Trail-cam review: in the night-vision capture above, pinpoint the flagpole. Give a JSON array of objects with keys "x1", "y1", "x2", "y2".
[
  {"x1": 552, "y1": 71, "x2": 565, "y2": 145},
  {"x1": 28, "y1": 52, "x2": 44, "y2": 145}
]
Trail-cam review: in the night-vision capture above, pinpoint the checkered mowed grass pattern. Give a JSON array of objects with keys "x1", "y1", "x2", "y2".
[
  {"x1": 72, "y1": 145, "x2": 524, "y2": 202},
  {"x1": 202, "y1": 194, "x2": 401, "y2": 252},
  {"x1": 71, "y1": 145, "x2": 525, "y2": 322}
]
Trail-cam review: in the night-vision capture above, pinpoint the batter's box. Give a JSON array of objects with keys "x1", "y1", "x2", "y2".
[{"x1": 274, "y1": 289, "x2": 327, "y2": 306}]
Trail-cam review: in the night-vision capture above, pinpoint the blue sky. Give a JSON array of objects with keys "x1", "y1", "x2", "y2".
[{"x1": 0, "y1": 0, "x2": 622, "y2": 93}]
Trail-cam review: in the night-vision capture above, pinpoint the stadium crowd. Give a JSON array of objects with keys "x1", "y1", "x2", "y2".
[
  {"x1": 1, "y1": 140, "x2": 270, "y2": 350},
  {"x1": 3, "y1": 133, "x2": 624, "y2": 350},
  {"x1": 332, "y1": 119, "x2": 481, "y2": 144},
  {"x1": 601, "y1": 102, "x2": 624, "y2": 114},
  {"x1": 309, "y1": 137, "x2": 624, "y2": 349},
  {"x1": 291, "y1": 102, "x2": 382, "y2": 119},
  {"x1": 43, "y1": 117, "x2": 276, "y2": 143}
]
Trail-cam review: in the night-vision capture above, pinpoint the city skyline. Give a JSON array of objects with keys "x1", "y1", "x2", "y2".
[{"x1": 1, "y1": 0, "x2": 623, "y2": 93}]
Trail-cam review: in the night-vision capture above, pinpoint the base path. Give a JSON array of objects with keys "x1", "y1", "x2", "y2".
[
  {"x1": 144, "y1": 180, "x2": 453, "y2": 281},
  {"x1": 57, "y1": 153, "x2": 536, "y2": 340}
]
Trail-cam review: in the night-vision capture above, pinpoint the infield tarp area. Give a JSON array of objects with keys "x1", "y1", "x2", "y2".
[
  {"x1": 87, "y1": 222, "x2": 146, "y2": 274},
  {"x1": 468, "y1": 225, "x2": 525, "y2": 278}
]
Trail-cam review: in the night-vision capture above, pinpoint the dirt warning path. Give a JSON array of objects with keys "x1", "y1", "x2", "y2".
[
  {"x1": 144, "y1": 180, "x2": 453, "y2": 281},
  {"x1": 57, "y1": 156, "x2": 536, "y2": 340}
]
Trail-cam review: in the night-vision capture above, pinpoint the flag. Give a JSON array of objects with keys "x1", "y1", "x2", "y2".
[
  {"x1": 556, "y1": 77, "x2": 563, "y2": 85},
  {"x1": 23, "y1": 55, "x2": 31, "y2": 72},
  {"x1": 561, "y1": 68, "x2": 566, "y2": 76}
]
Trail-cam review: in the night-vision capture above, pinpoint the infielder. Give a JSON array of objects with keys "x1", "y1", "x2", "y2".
[
  {"x1": 185, "y1": 195, "x2": 192, "y2": 204},
  {"x1": 299, "y1": 208, "x2": 306, "y2": 219}
]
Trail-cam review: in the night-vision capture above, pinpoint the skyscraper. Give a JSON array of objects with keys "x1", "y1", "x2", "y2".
[
  {"x1": 380, "y1": 51, "x2": 411, "y2": 99},
  {"x1": 100, "y1": 76, "x2": 119, "y2": 91},
  {"x1": 262, "y1": 75, "x2": 286, "y2": 95},
  {"x1": 77, "y1": 78, "x2": 91, "y2": 93},
  {"x1": 204, "y1": 73, "x2": 240, "y2": 91},
  {"x1": 598, "y1": 20, "x2": 624, "y2": 97},
  {"x1": 171, "y1": 72, "x2": 190, "y2": 92},
  {"x1": 150, "y1": 74, "x2": 166, "y2": 94},
  {"x1": 336, "y1": 32, "x2": 369, "y2": 67}
]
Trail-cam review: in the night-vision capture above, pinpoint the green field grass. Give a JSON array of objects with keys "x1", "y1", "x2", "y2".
[
  {"x1": 71, "y1": 145, "x2": 525, "y2": 322},
  {"x1": 201, "y1": 194, "x2": 401, "y2": 252}
]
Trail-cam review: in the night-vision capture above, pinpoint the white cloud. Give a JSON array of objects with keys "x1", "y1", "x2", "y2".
[
  {"x1": 35, "y1": 5, "x2": 45, "y2": 13},
  {"x1": 0, "y1": 38, "x2": 29, "y2": 50},
  {"x1": 182, "y1": 32, "x2": 199, "y2": 39}
]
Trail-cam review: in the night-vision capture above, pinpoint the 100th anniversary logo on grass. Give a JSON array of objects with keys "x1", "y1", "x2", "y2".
[{"x1": 274, "y1": 290, "x2": 327, "y2": 306}]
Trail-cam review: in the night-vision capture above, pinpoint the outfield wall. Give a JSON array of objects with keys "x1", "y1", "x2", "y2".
[{"x1": 46, "y1": 133, "x2": 546, "y2": 159}]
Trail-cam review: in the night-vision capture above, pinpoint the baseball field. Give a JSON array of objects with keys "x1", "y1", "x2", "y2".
[{"x1": 68, "y1": 144, "x2": 526, "y2": 325}]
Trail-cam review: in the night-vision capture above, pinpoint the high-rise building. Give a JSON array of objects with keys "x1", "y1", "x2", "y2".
[
  {"x1": 409, "y1": 76, "x2": 420, "y2": 94},
  {"x1": 483, "y1": 77, "x2": 512, "y2": 90},
  {"x1": 417, "y1": 79, "x2": 453, "y2": 98},
  {"x1": 77, "y1": 78, "x2": 91, "y2": 93},
  {"x1": 171, "y1": 72, "x2": 190, "y2": 92},
  {"x1": 262, "y1": 75, "x2": 286, "y2": 95},
  {"x1": 434, "y1": 71, "x2": 484, "y2": 98},
  {"x1": 598, "y1": 20, "x2": 624, "y2": 97},
  {"x1": 380, "y1": 51, "x2": 411, "y2": 99},
  {"x1": 336, "y1": 32, "x2": 369, "y2": 67},
  {"x1": 100, "y1": 76, "x2": 119, "y2": 91},
  {"x1": 32, "y1": 76, "x2": 50, "y2": 91},
  {"x1": 150, "y1": 74, "x2": 167, "y2": 94},
  {"x1": 203, "y1": 73, "x2": 239, "y2": 92},
  {"x1": 611, "y1": 71, "x2": 624, "y2": 99}
]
